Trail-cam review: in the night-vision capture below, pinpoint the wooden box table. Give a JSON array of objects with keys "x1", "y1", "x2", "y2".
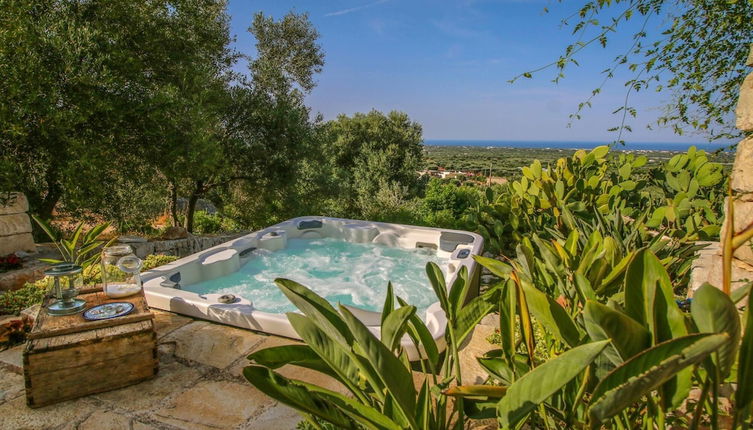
[{"x1": 23, "y1": 287, "x2": 158, "y2": 408}]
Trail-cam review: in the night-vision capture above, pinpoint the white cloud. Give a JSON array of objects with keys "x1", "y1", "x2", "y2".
[{"x1": 325, "y1": 0, "x2": 391, "y2": 17}]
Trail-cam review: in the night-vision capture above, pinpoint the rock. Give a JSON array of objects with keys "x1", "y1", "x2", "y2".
[
  {"x1": 0, "y1": 233, "x2": 35, "y2": 257},
  {"x1": 688, "y1": 250, "x2": 753, "y2": 308},
  {"x1": 0, "y1": 345, "x2": 24, "y2": 373},
  {"x1": 117, "y1": 235, "x2": 148, "y2": 244},
  {"x1": 151, "y1": 309, "x2": 193, "y2": 339},
  {"x1": 0, "y1": 394, "x2": 95, "y2": 430},
  {"x1": 0, "y1": 366, "x2": 24, "y2": 402},
  {"x1": 95, "y1": 361, "x2": 204, "y2": 412},
  {"x1": 737, "y1": 72, "x2": 753, "y2": 132},
  {"x1": 160, "y1": 226, "x2": 189, "y2": 240},
  {"x1": 77, "y1": 411, "x2": 131, "y2": 430},
  {"x1": 246, "y1": 404, "x2": 303, "y2": 430},
  {"x1": 0, "y1": 193, "x2": 29, "y2": 216},
  {"x1": 0, "y1": 213, "x2": 32, "y2": 236},
  {"x1": 731, "y1": 137, "x2": 753, "y2": 195},
  {"x1": 459, "y1": 324, "x2": 497, "y2": 385},
  {"x1": 161, "y1": 321, "x2": 266, "y2": 369},
  {"x1": 0, "y1": 261, "x2": 47, "y2": 291},
  {"x1": 152, "y1": 380, "x2": 274, "y2": 430}
]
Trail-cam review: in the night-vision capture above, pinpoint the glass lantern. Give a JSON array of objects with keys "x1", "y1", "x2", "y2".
[
  {"x1": 45, "y1": 263, "x2": 86, "y2": 316},
  {"x1": 101, "y1": 245, "x2": 143, "y2": 298}
]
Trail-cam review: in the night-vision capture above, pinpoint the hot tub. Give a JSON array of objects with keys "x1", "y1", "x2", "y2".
[{"x1": 141, "y1": 217, "x2": 483, "y2": 359}]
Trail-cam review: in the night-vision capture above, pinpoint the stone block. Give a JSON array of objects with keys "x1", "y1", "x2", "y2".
[
  {"x1": 0, "y1": 394, "x2": 94, "y2": 430},
  {"x1": 95, "y1": 361, "x2": 204, "y2": 412},
  {"x1": 0, "y1": 233, "x2": 35, "y2": 256},
  {"x1": 721, "y1": 197, "x2": 753, "y2": 266},
  {"x1": 246, "y1": 404, "x2": 303, "y2": 430},
  {"x1": 0, "y1": 213, "x2": 32, "y2": 236},
  {"x1": 0, "y1": 366, "x2": 24, "y2": 402},
  {"x1": 152, "y1": 380, "x2": 274, "y2": 430},
  {"x1": 161, "y1": 320, "x2": 266, "y2": 369},
  {"x1": 77, "y1": 411, "x2": 131, "y2": 430},
  {"x1": 0, "y1": 345, "x2": 24, "y2": 373},
  {"x1": 459, "y1": 324, "x2": 496, "y2": 385},
  {"x1": 0, "y1": 193, "x2": 29, "y2": 216},
  {"x1": 737, "y1": 72, "x2": 753, "y2": 132},
  {"x1": 731, "y1": 137, "x2": 753, "y2": 196},
  {"x1": 152, "y1": 309, "x2": 193, "y2": 339}
]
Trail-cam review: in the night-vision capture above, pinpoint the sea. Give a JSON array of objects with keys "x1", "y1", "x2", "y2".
[{"x1": 424, "y1": 139, "x2": 733, "y2": 152}]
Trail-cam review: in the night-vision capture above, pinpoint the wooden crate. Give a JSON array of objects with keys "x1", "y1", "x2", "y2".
[{"x1": 23, "y1": 287, "x2": 158, "y2": 408}]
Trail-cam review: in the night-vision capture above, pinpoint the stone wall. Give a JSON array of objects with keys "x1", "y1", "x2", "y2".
[
  {"x1": 718, "y1": 44, "x2": 753, "y2": 285},
  {"x1": 0, "y1": 194, "x2": 35, "y2": 256},
  {"x1": 125, "y1": 233, "x2": 247, "y2": 259}
]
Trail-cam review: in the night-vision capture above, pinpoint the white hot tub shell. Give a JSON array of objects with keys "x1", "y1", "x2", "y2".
[{"x1": 141, "y1": 217, "x2": 484, "y2": 359}]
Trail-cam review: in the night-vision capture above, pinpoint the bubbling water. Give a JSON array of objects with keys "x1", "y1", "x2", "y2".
[{"x1": 185, "y1": 237, "x2": 448, "y2": 315}]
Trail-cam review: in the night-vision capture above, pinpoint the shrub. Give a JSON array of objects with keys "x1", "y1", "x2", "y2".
[{"x1": 0, "y1": 280, "x2": 46, "y2": 315}]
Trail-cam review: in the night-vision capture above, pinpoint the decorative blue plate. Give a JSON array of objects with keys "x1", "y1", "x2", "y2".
[{"x1": 83, "y1": 302, "x2": 135, "y2": 321}]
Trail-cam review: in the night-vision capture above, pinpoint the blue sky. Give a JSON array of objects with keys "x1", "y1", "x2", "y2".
[{"x1": 226, "y1": 0, "x2": 723, "y2": 144}]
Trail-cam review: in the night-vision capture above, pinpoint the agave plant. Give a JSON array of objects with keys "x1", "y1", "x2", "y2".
[
  {"x1": 244, "y1": 264, "x2": 499, "y2": 430},
  {"x1": 32, "y1": 215, "x2": 113, "y2": 268}
]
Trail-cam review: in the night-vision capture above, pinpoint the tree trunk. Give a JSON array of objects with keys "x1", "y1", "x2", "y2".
[
  {"x1": 168, "y1": 179, "x2": 179, "y2": 227},
  {"x1": 37, "y1": 167, "x2": 62, "y2": 220},
  {"x1": 184, "y1": 180, "x2": 204, "y2": 233}
]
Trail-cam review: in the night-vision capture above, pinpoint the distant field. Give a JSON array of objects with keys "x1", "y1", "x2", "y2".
[{"x1": 423, "y1": 145, "x2": 735, "y2": 181}]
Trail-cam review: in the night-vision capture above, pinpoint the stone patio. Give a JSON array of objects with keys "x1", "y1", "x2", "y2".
[{"x1": 0, "y1": 309, "x2": 498, "y2": 430}]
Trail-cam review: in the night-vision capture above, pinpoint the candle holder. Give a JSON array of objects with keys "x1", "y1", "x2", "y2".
[{"x1": 45, "y1": 263, "x2": 86, "y2": 316}]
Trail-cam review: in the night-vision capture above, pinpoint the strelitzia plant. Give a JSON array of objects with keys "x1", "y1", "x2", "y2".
[{"x1": 243, "y1": 264, "x2": 499, "y2": 430}]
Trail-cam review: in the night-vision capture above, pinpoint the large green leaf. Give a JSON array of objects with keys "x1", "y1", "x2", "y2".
[
  {"x1": 454, "y1": 287, "x2": 499, "y2": 347},
  {"x1": 622, "y1": 249, "x2": 690, "y2": 407},
  {"x1": 583, "y1": 301, "x2": 651, "y2": 365},
  {"x1": 588, "y1": 333, "x2": 728, "y2": 424},
  {"x1": 690, "y1": 283, "x2": 741, "y2": 378},
  {"x1": 286, "y1": 313, "x2": 364, "y2": 397},
  {"x1": 248, "y1": 344, "x2": 337, "y2": 377},
  {"x1": 448, "y1": 266, "x2": 471, "y2": 316},
  {"x1": 381, "y1": 305, "x2": 416, "y2": 352},
  {"x1": 277, "y1": 278, "x2": 353, "y2": 345},
  {"x1": 398, "y1": 297, "x2": 440, "y2": 374},
  {"x1": 498, "y1": 280, "x2": 517, "y2": 363},
  {"x1": 426, "y1": 262, "x2": 450, "y2": 315},
  {"x1": 521, "y1": 282, "x2": 580, "y2": 347},
  {"x1": 496, "y1": 340, "x2": 609, "y2": 429},
  {"x1": 243, "y1": 365, "x2": 358, "y2": 429},
  {"x1": 338, "y1": 305, "x2": 418, "y2": 428}
]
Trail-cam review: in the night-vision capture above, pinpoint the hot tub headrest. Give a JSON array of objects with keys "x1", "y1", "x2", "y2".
[
  {"x1": 298, "y1": 219, "x2": 323, "y2": 230},
  {"x1": 439, "y1": 232, "x2": 475, "y2": 252}
]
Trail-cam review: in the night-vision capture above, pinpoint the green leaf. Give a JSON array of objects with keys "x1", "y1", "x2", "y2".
[
  {"x1": 448, "y1": 266, "x2": 471, "y2": 316},
  {"x1": 248, "y1": 344, "x2": 334, "y2": 374},
  {"x1": 338, "y1": 305, "x2": 418, "y2": 427},
  {"x1": 285, "y1": 313, "x2": 364, "y2": 396},
  {"x1": 473, "y1": 255, "x2": 512, "y2": 279},
  {"x1": 445, "y1": 385, "x2": 508, "y2": 398},
  {"x1": 690, "y1": 283, "x2": 741, "y2": 378},
  {"x1": 588, "y1": 334, "x2": 728, "y2": 424},
  {"x1": 381, "y1": 282, "x2": 396, "y2": 325},
  {"x1": 521, "y1": 282, "x2": 580, "y2": 347},
  {"x1": 276, "y1": 278, "x2": 352, "y2": 344},
  {"x1": 497, "y1": 340, "x2": 610, "y2": 429},
  {"x1": 426, "y1": 262, "x2": 450, "y2": 316},
  {"x1": 243, "y1": 365, "x2": 358, "y2": 429},
  {"x1": 381, "y1": 305, "x2": 416, "y2": 352},
  {"x1": 398, "y1": 297, "x2": 439, "y2": 374},
  {"x1": 583, "y1": 301, "x2": 651, "y2": 365},
  {"x1": 454, "y1": 288, "x2": 499, "y2": 347}
]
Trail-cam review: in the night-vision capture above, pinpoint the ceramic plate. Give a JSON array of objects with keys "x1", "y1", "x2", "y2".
[{"x1": 83, "y1": 302, "x2": 135, "y2": 321}]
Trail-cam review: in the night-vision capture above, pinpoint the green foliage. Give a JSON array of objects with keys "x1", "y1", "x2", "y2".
[
  {"x1": 515, "y1": 1, "x2": 753, "y2": 140},
  {"x1": 244, "y1": 265, "x2": 498, "y2": 430},
  {"x1": 0, "y1": 281, "x2": 46, "y2": 316},
  {"x1": 33, "y1": 217, "x2": 113, "y2": 269}
]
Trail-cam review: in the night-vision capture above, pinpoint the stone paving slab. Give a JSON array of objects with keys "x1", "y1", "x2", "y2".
[
  {"x1": 0, "y1": 394, "x2": 96, "y2": 430},
  {"x1": 162, "y1": 320, "x2": 267, "y2": 369},
  {"x1": 94, "y1": 361, "x2": 206, "y2": 413},
  {"x1": 152, "y1": 310, "x2": 193, "y2": 339},
  {"x1": 152, "y1": 380, "x2": 275, "y2": 430},
  {"x1": 0, "y1": 344, "x2": 24, "y2": 372}
]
